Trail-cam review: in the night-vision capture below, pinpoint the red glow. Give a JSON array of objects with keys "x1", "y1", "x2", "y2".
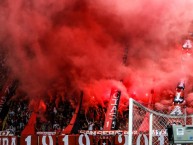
[{"x1": 1, "y1": 0, "x2": 193, "y2": 112}]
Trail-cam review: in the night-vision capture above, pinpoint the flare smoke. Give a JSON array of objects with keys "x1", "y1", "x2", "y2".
[{"x1": 0, "y1": 0, "x2": 193, "y2": 112}]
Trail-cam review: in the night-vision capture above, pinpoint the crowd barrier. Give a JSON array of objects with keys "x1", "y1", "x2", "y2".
[{"x1": 0, "y1": 130, "x2": 167, "y2": 145}]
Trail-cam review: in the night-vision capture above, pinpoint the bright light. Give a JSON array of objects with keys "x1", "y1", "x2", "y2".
[{"x1": 182, "y1": 39, "x2": 192, "y2": 49}]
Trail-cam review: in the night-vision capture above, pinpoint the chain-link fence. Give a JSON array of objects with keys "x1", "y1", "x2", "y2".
[{"x1": 129, "y1": 98, "x2": 193, "y2": 145}]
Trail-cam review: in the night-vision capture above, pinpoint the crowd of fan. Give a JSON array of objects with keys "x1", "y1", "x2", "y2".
[
  {"x1": 0, "y1": 96, "x2": 129, "y2": 136},
  {"x1": 0, "y1": 50, "x2": 129, "y2": 136},
  {"x1": 78, "y1": 106, "x2": 106, "y2": 131},
  {"x1": 3, "y1": 100, "x2": 31, "y2": 136},
  {"x1": 36, "y1": 97, "x2": 75, "y2": 134}
]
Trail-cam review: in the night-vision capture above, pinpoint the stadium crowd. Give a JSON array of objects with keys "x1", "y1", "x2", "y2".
[
  {"x1": 3, "y1": 100, "x2": 30, "y2": 136},
  {"x1": 0, "y1": 52, "x2": 129, "y2": 136},
  {"x1": 35, "y1": 97, "x2": 75, "y2": 134},
  {"x1": 0, "y1": 95, "x2": 129, "y2": 136}
]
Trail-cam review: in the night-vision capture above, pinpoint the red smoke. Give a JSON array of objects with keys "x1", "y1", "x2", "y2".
[{"x1": 1, "y1": 0, "x2": 193, "y2": 113}]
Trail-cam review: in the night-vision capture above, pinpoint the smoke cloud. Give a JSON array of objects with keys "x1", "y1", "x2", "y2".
[{"x1": 1, "y1": 0, "x2": 193, "y2": 113}]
